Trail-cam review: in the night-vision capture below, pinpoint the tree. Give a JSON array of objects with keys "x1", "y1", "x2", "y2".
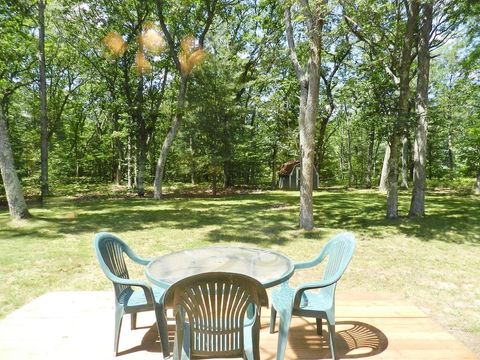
[
  {"x1": 0, "y1": 105, "x2": 31, "y2": 219},
  {"x1": 38, "y1": 0, "x2": 49, "y2": 199},
  {"x1": 409, "y1": 1, "x2": 433, "y2": 217},
  {"x1": 284, "y1": 0, "x2": 328, "y2": 230},
  {"x1": 153, "y1": 0, "x2": 217, "y2": 199}
]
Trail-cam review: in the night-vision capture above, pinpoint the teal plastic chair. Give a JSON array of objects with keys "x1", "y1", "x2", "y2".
[
  {"x1": 163, "y1": 272, "x2": 269, "y2": 360},
  {"x1": 270, "y1": 232, "x2": 356, "y2": 360},
  {"x1": 93, "y1": 232, "x2": 170, "y2": 357}
]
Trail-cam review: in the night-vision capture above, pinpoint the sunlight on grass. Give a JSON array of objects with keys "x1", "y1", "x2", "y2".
[{"x1": 0, "y1": 189, "x2": 479, "y2": 354}]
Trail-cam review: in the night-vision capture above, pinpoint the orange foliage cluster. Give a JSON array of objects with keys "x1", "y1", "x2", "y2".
[
  {"x1": 179, "y1": 36, "x2": 207, "y2": 76},
  {"x1": 103, "y1": 32, "x2": 127, "y2": 57},
  {"x1": 102, "y1": 29, "x2": 205, "y2": 76}
]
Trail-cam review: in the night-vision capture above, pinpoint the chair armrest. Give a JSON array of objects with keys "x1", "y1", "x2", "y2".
[
  {"x1": 123, "y1": 247, "x2": 153, "y2": 266},
  {"x1": 293, "y1": 247, "x2": 329, "y2": 270},
  {"x1": 108, "y1": 273, "x2": 156, "y2": 304},
  {"x1": 292, "y1": 279, "x2": 337, "y2": 308}
]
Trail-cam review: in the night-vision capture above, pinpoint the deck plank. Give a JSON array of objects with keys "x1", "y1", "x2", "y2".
[{"x1": 0, "y1": 291, "x2": 477, "y2": 360}]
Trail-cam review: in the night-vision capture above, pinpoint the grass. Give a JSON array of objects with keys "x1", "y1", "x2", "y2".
[{"x1": 0, "y1": 187, "x2": 479, "y2": 355}]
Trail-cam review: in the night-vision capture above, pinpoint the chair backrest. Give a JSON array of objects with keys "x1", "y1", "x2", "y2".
[
  {"x1": 164, "y1": 272, "x2": 268, "y2": 358},
  {"x1": 321, "y1": 232, "x2": 356, "y2": 297},
  {"x1": 93, "y1": 232, "x2": 133, "y2": 302}
]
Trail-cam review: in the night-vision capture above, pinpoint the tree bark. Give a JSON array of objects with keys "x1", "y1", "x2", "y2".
[
  {"x1": 127, "y1": 136, "x2": 132, "y2": 188},
  {"x1": 317, "y1": 117, "x2": 328, "y2": 172},
  {"x1": 154, "y1": 75, "x2": 188, "y2": 199},
  {"x1": 400, "y1": 134, "x2": 409, "y2": 189},
  {"x1": 285, "y1": 3, "x2": 325, "y2": 230},
  {"x1": 379, "y1": 143, "x2": 390, "y2": 192},
  {"x1": 366, "y1": 127, "x2": 375, "y2": 188},
  {"x1": 38, "y1": 0, "x2": 49, "y2": 199},
  {"x1": 271, "y1": 144, "x2": 277, "y2": 189},
  {"x1": 409, "y1": 1, "x2": 433, "y2": 217},
  {"x1": 135, "y1": 76, "x2": 146, "y2": 196},
  {"x1": 476, "y1": 171, "x2": 480, "y2": 195},
  {"x1": 0, "y1": 107, "x2": 30, "y2": 219},
  {"x1": 386, "y1": 0, "x2": 418, "y2": 219}
]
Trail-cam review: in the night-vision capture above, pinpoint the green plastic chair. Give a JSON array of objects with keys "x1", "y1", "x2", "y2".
[
  {"x1": 269, "y1": 232, "x2": 356, "y2": 360},
  {"x1": 93, "y1": 232, "x2": 170, "y2": 357},
  {"x1": 163, "y1": 272, "x2": 269, "y2": 360}
]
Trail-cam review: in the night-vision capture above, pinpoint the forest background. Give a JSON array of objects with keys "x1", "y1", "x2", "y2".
[{"x1": 1, "y1": 0, "x2": 479, "y2": 211}]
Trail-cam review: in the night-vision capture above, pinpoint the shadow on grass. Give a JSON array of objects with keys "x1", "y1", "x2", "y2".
[{"x1": 0, "y1": 190, "x2": 478, "y2": 246}]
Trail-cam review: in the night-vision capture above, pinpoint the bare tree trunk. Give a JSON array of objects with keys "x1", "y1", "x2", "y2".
[
  {"x1": 285, "y1": 3, "x2": 325, "y2": 230},
  {"x1": 400, "y1": 134, "x2": 409, "y2": 189},
  {"x1": 366, "y1": 127, "x2": 375, "y2": 188},
  {"x1": 316, "y1": 117, "x2": 328, "y2": 172},
  {"x1": 38, "y1": 0, "x2": 49, "y2": 199},
  {"x1": 127, "y1": 136, "x2": 132, "y2": 188},
  {"x1": 212, "y1": 170, "x2": 217, "y2": 196},
  {"x1": 271, "y1": 144, "x2": 277, "y2": 189},
  {"x1": 387, "y1": 0, "x2": 418, "y2": 219},
  {"x1": 447, "y1": 132, "x2": 454, "y2": 171},
  {"x1": 476, "y1": 171, "x2": 480, "y2": 195},
  {"x1": 409, "y1": 1, "x2": 433, "y2": 217},
  {"x1": 347, "y1": 116, "x2": 353, "y2": 188},
  {"x1": 154, "y1": 75, "x2": 187, "y2": 199},
  {"x1": 379, "y1": 143, "x2": 390, "y2": 192},
  {"x1": 189, "y1": 135, "x2": 196, "y2": 185},
  {"x1": 0, "y1": 107, "x2": 30, "y2": 219},
  {"x1": 135, "y1": 76, "x2": 146, "y2": 197}
]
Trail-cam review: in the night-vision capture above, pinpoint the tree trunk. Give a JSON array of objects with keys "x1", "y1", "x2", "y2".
[
  {"x1": 379, "y1": 143, "x2": 390, "y2": 192},
  {"x1": 135, "y1": 76, "x2": 146, "y2": 196},
  {"x1": 127, "y1": 136, "x2": 132, "y2": 188},
  {"x1": 476, "y1": 171, "x2": 480, "y2": 195},
  {"x1": 347, "y1": 116, "x2": 353, "y2": 188},
  {"x1": 447, "y1": 132, "x2": 454, "y2": 171},
  {"x1": 409, "y1": 1, "x2": 433, "y2": 217},
  {"x1": 284, "y1": 4, "x2": 324, "y2": 230},
  {"x1": 113, "y1": 111, "x2": 122, "y2": 185},
  {"x1": 271, "y1": 144, "x2": 277, "y2": 189},
  {"x1": 38, "y1": 0, "x2": 49, "y2": 199},
  {"x1": 386, "y1": 0, "x2": 418, "y2": 219},
  {"x1": 189, "y1": 135, "x2": 196, "y2": 185},
  {"x1": 0, "y1": 107, "x2": 30, "y2": 219},
  {"x1": 316, "y1": 117, "x2": 328, "y2": 172},
  {"x1": 366, "y1": 127, "x2": 375, "y2": 188},
  {"x1": 153, "y1": 75, "x2": 188, "y2": 199},
  {"x1": 223, "y1": 159, "x2": 232, "y2": 188},
  {"x1": 212, "y1": 170, "x2": 217, "y2": 196},
  {"x1": 400, "y1": 134, "x2": 409, "y2": 189}
]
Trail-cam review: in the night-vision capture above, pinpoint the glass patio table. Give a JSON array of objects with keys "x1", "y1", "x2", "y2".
[{"x1": 145, "y1": 246, "x2": 295, "y2": 289}]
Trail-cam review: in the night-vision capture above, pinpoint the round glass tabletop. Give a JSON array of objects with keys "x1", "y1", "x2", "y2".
[{"x1": 145, "y1": 246, "x2": 294, "y2": 288}]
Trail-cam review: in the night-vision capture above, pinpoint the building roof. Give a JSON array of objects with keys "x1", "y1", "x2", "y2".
[{"x1": 278, "y1": 160, "x2": 300, "y2": 176}]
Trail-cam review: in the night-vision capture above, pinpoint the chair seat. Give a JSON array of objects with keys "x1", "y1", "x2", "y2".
[
  {"x1": 125, "y1": 286, "x2": 165, "y2": 308},
  {"x1": 272, "y1": 283, "x2": 333, "y2": 313}
]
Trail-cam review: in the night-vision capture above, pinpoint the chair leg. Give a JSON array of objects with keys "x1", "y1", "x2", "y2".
[
  {"x1": 326, "y1": 322, "x2": 336, "y2": 360},
  {"x1": 316, "y1": 318, "x2": 323, "y2": 335},
  {"x1": 270, "y1": 306, "x2": 277, "y2": 334},
  {"x1": 131, "y1": 312, "x2": 137, "y2": 330},
  {"x1": 276, "y1": 310, "x2": 292, "y2": 360},
  {"x1": 155, "y1": 305, "x2": 171, "y2": 358},
  {"x1": 252, "y1": 315, "x2": 261, "y2": 360},
  {"x1": 114, "y1": 306, "x2": 124, "y2": 355}
]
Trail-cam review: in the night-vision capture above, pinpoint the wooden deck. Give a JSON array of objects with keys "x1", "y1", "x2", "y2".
[{"x1": 0, "y1": 291, "x2": 477, "y2": 360}]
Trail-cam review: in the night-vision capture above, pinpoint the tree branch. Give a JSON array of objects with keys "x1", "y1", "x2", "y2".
[{"x1": 284, "y1": 6, "x2": 305, "y2": 81}]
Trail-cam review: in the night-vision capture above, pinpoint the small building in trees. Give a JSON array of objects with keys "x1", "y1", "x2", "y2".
[{"x1": 278, "y1": 160, "x2": 319, "y2": 190}]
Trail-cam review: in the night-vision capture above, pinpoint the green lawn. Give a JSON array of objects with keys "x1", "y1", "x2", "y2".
[{"x1": 1, "y1": 188, "x2": 479, "y2": 354}]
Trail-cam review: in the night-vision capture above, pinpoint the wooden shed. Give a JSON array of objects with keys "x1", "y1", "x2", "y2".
[{"x1": 277, "y1": 160, "x2": 319, "y2": 190}]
